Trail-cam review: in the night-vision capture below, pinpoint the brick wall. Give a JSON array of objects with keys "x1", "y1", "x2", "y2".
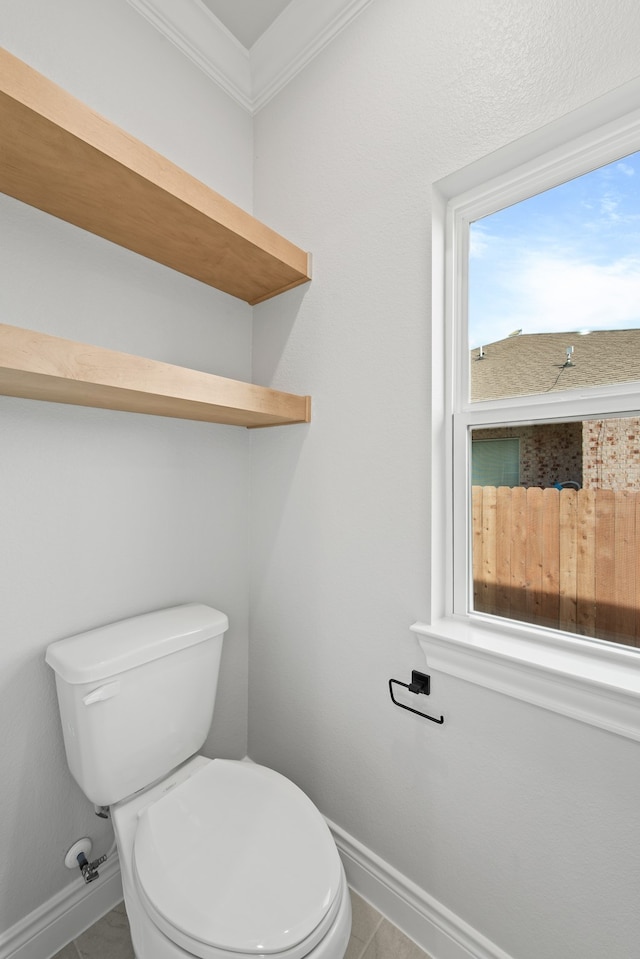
[
  {"x1": 583, "y1": 416, "x2": 640, "y2": 490},
  {"x1": 473, "y1": 423, "x2": 583, "y2": 488}
]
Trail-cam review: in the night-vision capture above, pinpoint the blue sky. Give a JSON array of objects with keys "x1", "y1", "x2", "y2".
[{"x1": 468, "y1": 151, "x2": 640, "y2": 349}]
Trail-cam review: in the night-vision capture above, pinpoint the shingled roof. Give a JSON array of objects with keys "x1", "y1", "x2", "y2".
[{"x1": 470, "y1": 330, "x2": 640, "y2": 402}]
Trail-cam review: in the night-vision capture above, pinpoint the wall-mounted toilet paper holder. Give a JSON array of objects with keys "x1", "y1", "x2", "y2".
[{"x1": 388, "y1": 670, "x2": 444, "y2": 725}]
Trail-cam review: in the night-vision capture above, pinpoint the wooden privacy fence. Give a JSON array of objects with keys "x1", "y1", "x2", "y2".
[{"x1": 472, "y1": 486, "x2": 640, "y2": 647}]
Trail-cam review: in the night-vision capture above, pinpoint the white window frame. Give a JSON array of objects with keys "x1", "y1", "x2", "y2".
[{"x1": 412, "y1": 83, "x2": 640, "y2": 741}]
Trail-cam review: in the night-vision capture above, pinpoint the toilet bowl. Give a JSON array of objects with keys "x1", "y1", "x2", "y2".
[
  {"x1": 112, "y1": 755, "x2": 352, "y2": 959},
  {"x1": 45, "y1": 605, "x2": 351, "y2": 959}
]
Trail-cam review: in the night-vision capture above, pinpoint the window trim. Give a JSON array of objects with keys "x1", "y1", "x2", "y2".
[
  {"x1": 417, "y1": 82, "x2": 640, "y2": 741},
  {"x1": 410, "y1": 615, "x2": 640, "y2": 741}
]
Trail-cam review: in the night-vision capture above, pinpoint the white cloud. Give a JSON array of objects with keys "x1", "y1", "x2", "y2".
[
  {"x1": 599, "y1": 192, "x2": 620, "y2": 218},
  {"x1": 469, "y1": 224, "x2": 491, "y2": 259},
  {"x1": 498, "y1": 252, "x2": 640, "y2": 334},
  {"x1": 468, "y1": 153, "x2": 640, "y2": 345}
]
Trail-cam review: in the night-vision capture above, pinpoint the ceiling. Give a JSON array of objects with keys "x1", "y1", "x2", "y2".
[{"x1": 199, "y1": 0, "x2": 294, "y2": 49}]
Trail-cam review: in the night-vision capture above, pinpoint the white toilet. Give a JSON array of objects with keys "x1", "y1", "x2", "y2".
[{"x1": 45, "y1": 604, "x2": 352, "y2": 959}]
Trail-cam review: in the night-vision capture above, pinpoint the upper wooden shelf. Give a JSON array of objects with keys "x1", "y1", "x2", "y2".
[
  {"x1": 0, "y1": 47, "x2": 311, "y2": 305},
  {"x1": 0, "y1": 324, "x2": 311, "y2": 428}
]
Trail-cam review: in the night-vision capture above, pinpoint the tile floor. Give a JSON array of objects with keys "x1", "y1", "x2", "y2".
[{"x1": 52, "y1": 890, "x2": 433, "y2": 959}]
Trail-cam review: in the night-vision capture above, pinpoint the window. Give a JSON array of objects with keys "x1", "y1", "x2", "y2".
[
  {"x1": 463, "y1": 149, "x2": 640, "y2": 648},
  {"x1": 412, "y1": 89, "x2": 640, "y2": 741},
  {"x1": 471, "y1": 437, "x2": 520, "y2": 487},
  {"x1": 470, "y1": 417, "x2": 640, "y2": 644}
]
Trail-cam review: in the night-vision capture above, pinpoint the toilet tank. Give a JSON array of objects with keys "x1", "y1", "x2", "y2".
[{"x1": 45, "y1": 604, "x2": 228, "y2": 807}]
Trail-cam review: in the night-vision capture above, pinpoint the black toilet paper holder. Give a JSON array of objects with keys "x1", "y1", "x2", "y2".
[{"x1": 388, "y1": 670, "x2": 444, "y2": 725}]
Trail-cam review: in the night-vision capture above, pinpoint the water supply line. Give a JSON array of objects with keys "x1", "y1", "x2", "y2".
[
  {"x1": 76, "y1": 850, "x2": 107, "y2": 884},
  {"x1": 64, "y1": 810, "x2": 118, "y2": 885}
]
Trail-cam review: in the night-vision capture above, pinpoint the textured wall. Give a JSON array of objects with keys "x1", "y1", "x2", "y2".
[
  {"x1": 0, "y1": 0, "x2": 253, "y2": 932},
  {"x1": 249, "y1": 2, "x2": 640, "y2": 958}
]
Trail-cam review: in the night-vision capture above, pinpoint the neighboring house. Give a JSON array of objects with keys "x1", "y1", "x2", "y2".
[{"x1": 471, "y1": 330, "x2": 640, "y2": 490}]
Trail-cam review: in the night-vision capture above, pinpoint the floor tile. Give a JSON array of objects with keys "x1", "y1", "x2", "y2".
[
  {"x1": 361, "y1": 917, "x2": 434, "y2": 959},
  {"x1": 51, "y1": 946, "x2": 79, "y2": 959},
  {"x1": 344, "y1": 936, "x2": 367, "y2": 959},
  {"x1": 344, "y1": 888, "x2": 384, "y2": 959},
  {"x1": 73, "y1": 903, "x2": 135, "y2": 959},
  {"x1": 56, "y1": 890, "x2": 426, "y2": 959},
  {"x1": 349, "y1": 890, "x2": 383, "y2": 944}
]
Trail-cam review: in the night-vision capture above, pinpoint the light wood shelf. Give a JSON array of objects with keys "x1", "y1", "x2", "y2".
[
  {"x1": 0, "y1": 50, "x2": 312, "y2": 429},
  {"x1": 0, "y1": 47, "x2": 311, "y2": 305},
  {"x1": 0, "y1": 324, "x2": 311, "y2": 428}
]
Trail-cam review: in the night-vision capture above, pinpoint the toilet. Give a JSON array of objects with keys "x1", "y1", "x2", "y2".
[{"x1": 45, "y1": 604, "x2": 352, "y2": 959}]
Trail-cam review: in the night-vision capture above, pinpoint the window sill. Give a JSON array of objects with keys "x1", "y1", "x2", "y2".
[{"x1": 410, "y1": 616, "x2": 640, "y2": 741}]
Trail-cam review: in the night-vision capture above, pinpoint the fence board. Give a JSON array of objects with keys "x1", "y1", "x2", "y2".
[
  {"x1": 525, "y1": 487, "x2": 544, "y2": 623},
  {"x1": 472, "y1": 486, "x2": 640, "y2": 647},
  {"x1": 595, "y1": 489, "x2": 615, "y2": 640},
  {"x1": 635, "y1": 494, "x2": 640, "y2": 647},
  {"x1": 576, "y1": 489, "x2": 596, "y2": 637},
  {"x1": 481, "y1": 486, "x2": 497, "y2": 615},
  {"x1": 614, "y1": 491, "x2": 636, "y2": 643},
  {"x1": 558, "y1": 489, "x2": 577, "y2": 631},
  {"x1": 541, "y1": 488, "x2": 560, "y2": 629},
  {"x1": 496, "y1": 487, "x2": 512, "y2": 616},
  {"x1": 472, "y1": 485, "x2": 483, "y2": 613},
  {"x1": 510, "y1": 486, "x2": 528, "y2": 622}
]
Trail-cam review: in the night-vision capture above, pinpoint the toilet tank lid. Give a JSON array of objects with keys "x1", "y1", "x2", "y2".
[{"x1": 45, "y1": 604, "x2": 228, "y2": 684}]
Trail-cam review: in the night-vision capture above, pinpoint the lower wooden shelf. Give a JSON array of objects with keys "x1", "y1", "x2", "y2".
[{"x1": 0, "y1": 324, "x2": 311, "y2": 428}]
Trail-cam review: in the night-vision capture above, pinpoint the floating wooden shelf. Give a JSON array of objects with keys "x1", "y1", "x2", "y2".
[
  {"x1": 0, "y1": 325, "x2": 311, "y2": 428},
  {"x1": 0, "y1": 51, "x2": 313, "y2": 429},
  {"x1": 0, "y1": 47, "x2": 311, "y2": 305}
]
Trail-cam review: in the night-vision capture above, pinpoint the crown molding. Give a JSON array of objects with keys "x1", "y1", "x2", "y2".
[
  {"x1": 127, "y1": 0, "x2": 375, "y2": 115},
  {"x1": 127, "y1": 0, "x2": 252, "y2": 112},
  {"x1": 251, "y1": 0, "x2": 376, "y2": 113}
]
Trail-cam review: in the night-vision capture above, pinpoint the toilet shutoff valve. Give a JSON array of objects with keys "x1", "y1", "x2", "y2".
[
  {"x1": 77, "y1": 851, "x2": 107, "y2": 883},
  {"x1": 64, "y1": 838, "x2": 107, "y2": 884}
]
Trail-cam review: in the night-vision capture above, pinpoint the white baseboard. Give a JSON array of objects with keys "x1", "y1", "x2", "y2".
[
  {"x1": 2, "y1": 802, "x2": 511, "y2": 959},
  {"x1": 242, "y1": 756, "x2": 513, "y2": 959},
  {"x1": 0, "y1": 853, "x2": 122, "y2": 959},
  {"x1": 327, "y1": 819, "x2": 515, "y2": 959}
]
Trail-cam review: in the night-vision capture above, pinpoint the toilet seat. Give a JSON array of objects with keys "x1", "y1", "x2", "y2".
[{"x1": 133, "y1": 760, "x2": 343, "y2": 959}]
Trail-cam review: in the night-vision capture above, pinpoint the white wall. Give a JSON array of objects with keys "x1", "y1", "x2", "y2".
[
  {"x1": 0, "y1": 0, "x2": 253, "y2": 933},
  {"x1": 4, "y1": 0, "x2": 640, "y2": 955},
  {"x1": 250, "y1": 2, "x2": 640, "y2": 958}
]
